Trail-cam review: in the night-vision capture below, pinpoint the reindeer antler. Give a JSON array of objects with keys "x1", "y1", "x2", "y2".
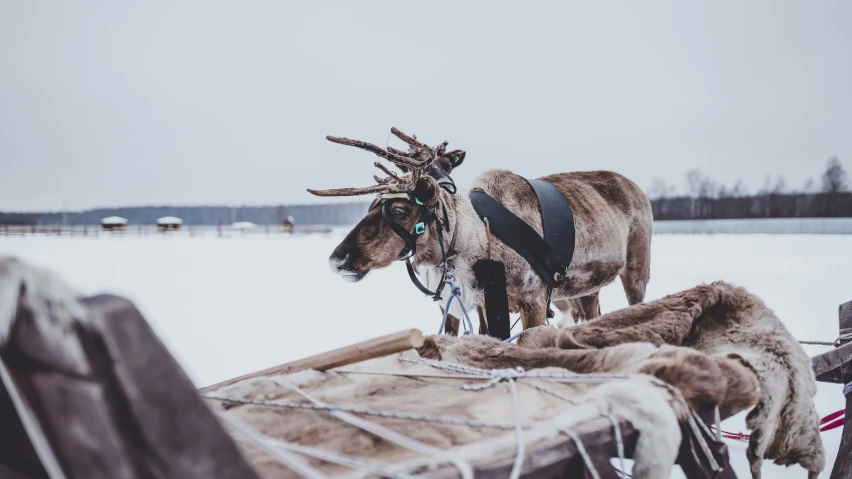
[{"x1": 307, "y1": 127, "x2": 441, "y2": 198}]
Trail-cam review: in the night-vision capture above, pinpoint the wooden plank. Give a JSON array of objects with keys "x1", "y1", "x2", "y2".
[
  {"x1": 829, "y1": 300, "x2": 852, "y2": 479},
  {"x1": 200, "y1": 328, "x2": 425, "y2": 393},
  {"x1": 0, "y1": 259, "x2": 261, "y2": 479},
  {"x1": 813, "y1": 341, "x2": 852, "y2": 383},
  {"x1": 417, "y1": 418, "x2": 638, "y2": 478},
  {"x1": 0, "y1": 375, "x2": 47, "y2": 479},
  {"x1": 85, "y1": 294, "x2": 262, "y2": 479}
]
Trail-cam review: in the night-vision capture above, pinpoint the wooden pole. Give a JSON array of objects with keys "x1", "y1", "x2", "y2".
[
  {"x1": 199, "y1": 329, "x2": 425, "y2": 393},
  {"x1": 830, "y1": 300, "x2": 852, "y2": 479}
]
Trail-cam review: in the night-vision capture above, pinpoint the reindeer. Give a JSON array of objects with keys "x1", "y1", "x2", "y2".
[{"x1": 309, "y1": 128, "x2": 653, "y2": 334}]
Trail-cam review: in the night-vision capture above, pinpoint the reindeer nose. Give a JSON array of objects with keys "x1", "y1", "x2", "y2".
[{"x1": 329, "y1": 251, "x2": 350, "y2": 273}]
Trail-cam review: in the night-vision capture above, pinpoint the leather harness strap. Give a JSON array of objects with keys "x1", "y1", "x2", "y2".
[
  {"x1": 468, "y1": 177, "x2": 575, "y2": 287},
  {"x1": 523, "y1": 178, "x2": 576, "y2": 279}
]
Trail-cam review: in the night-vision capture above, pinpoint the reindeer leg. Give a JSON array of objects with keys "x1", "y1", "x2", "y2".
[
  {"x1": 555, "y1": 293, "x2": 601, "y2": 324},
  {"x1": 439, "y1": 306, "x2": 460, "y2": 336},
  {"x1": 518, "y1": 300, "x2": 548, "y2": 330},
  {"x1": 621, "y1": 227, "x2": 651, "y2": 305}
]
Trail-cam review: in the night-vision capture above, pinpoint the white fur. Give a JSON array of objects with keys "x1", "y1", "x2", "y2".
[
  {"x1": 0, "y1": 256, "x2": 88, "y2": 346},
  {"x1": 418, "y1": 263, "x2": 483, "y2": 330}
]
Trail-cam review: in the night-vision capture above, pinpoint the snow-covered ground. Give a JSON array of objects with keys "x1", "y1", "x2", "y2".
[{"x1": 0, "y1": 233, "x2": 849, "y2": 478}]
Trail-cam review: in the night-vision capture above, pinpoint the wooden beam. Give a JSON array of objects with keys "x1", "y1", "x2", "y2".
[
  {"x1": 813, "y1": 341, "x2": 852, "y2": 383},
  {"x1": 199, "y1": 328, "x2": 425, "y2": 393},
  {"x1": 829, "y1": 300, "x2": 852, "y2": 479}
]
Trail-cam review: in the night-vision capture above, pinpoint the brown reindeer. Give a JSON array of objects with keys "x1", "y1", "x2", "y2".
[{"x1": 309, "y1": 128, "x2": 653, "y2": 333}]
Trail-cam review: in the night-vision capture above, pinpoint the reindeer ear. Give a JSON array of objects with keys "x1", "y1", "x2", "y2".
[
  {"x1": 446, "y1": 150, "x2": 465, "y2": 168},
  {"x1": 413, "y1": 176, "x2": 439, "y2": 206}
]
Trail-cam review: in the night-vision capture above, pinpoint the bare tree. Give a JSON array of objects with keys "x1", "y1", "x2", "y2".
[
  {"x1": 646, "y1": 177, "x2": 676, "y2": 200},
  {"x1": 821, "y1": 157, "x2": 848, "y2": 195},
  {"x1": 684, "y1": 169, "x2": 717, "y2": 198},
  {"x1": 731, "y1": 179, "x2": 749, "y2": 197}
]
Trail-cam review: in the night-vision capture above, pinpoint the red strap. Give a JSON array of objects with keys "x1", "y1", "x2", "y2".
[{"x1": 711, "y1": 410, "x2": 845, "y2": 442}]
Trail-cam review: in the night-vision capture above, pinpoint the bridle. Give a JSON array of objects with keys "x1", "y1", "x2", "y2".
[
  {"x1": 307, "y1": 127, "x2": 464, "y2": 301},
  {"x1": 370, "y1": 180, "x2": 455, "y2": 301}
]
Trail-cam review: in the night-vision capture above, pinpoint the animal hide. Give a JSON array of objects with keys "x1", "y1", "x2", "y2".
[
  {"x1": 207, "y1": 345, "x2": 750, "y2": 479},
  {"x1": 518, "y1": 281, "x2": 823, "y2": 479}
]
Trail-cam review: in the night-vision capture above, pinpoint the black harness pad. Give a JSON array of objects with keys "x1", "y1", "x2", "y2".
[
  {"x1": 472, "y1": 259, "x2": 511, "y2": 340},
  {"x1": 524, "y1": 178, "x2": 576, "y2": 277},
  {"x1": 468, "y1": 177, "x2": 575, "y2": 287}
]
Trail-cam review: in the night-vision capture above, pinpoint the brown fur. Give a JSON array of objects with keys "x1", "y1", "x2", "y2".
[
  {"x1": 540, "y1": 281, "x2": 824, "y2": 478},
  {"x1": 329, "y1": 169, "x2": 653, "y2": 329},
  {"x1": 417, "y1": 334, "x2": 760, "y2": 420}
]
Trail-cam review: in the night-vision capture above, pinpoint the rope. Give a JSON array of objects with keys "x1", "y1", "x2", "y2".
[
  {"x1": 218, "y1": 413, "x2": 328, "y2": 479},
  {"x1": 274, "y1": 439, "x2": 417, "y2": 479},
  {"x1": 216, "y1": 354, "x2": 733, "y2": 477},
  {"x1": 223, "y1": 412, "x2": 416, "y2": 479},
  {"x1": 205, "y1": 394, "x2": 521, "y2": 430},
  {"x1": 605, "y1": 413, "x2": 627, "y2": 473},
  {"x1": 844, "y1": 382, "x2": 852, "y2": 397},
  {"x1": 270, "y1": 376, "x2": 475, "y2": 479},
  {"x1": 438, "y1": 280, "x2": 474, "y2": 335},
  {"x1": 504, "y1": 329, "x2": 528, "y2": 343},
  {"x1": 798, "y1": 340, "x2": 836, "y2": 346},
  {"x1": 615, "y1": 467, "x2": 633, "y2": 478},
  {"x1": 799, "y1": 332, "x2": 852, "y2": 347},
  {"x1": 401, "y1": 356, "x2": 716, "y2": 475},
  {"x1": 560, "y1": 428, "x2": 601, "y2": 479},
  {"x1": 530, "y1": 382, "x2": 625, "y2": 475},
  {"x1": 508, "y1": 379, "x2": 526, "y2": 479}
]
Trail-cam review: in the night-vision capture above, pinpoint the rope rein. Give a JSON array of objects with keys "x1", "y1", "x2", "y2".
[{"x1": 438, "y1": 278, "x2": 474, "y2": 335}]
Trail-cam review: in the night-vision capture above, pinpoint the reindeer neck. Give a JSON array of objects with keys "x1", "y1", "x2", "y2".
[{"x1": 428, "y1": 191, "x2": 488, "y2": 272}]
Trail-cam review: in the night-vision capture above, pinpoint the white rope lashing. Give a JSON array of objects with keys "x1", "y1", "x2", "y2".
[
  {"x1": 209, "y1": 354, "x2": 724, "y2": 478},
  {"x1": 218, "y1": 413, "x2": 327, "y2": 479},
  {"x1": 220, "y1": 414, "x2": 417, "y2": 479},
  {"x1": 270, "y1": 376, "x2": 475, "y2": 479},
  {"x1": 204, "y1": 393, "x2": 521, "y2": 430},
  {"x1": 560, "y1": 427, "x2": 601, "y2": 479}
]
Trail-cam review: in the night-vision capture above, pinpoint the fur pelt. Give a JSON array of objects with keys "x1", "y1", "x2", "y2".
[
  {"x1": 418, "y1": 335, "x2": 761, "y2": 420},
  {"x1": 526, "y1": 281, "x2": 823, "y2": 479},
  {"x1": 211, "y1": 350, "x2": 693, "y2": 479}
]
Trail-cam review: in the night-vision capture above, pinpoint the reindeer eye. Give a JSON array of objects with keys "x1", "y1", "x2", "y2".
[{"x1": 392, "y1": 206, "x2": 407, "y2": 218}]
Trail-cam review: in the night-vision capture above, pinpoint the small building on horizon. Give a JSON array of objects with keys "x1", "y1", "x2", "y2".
[
  {"x1": 231, "y1": 221, "x2": 257, "y2": 230},
  {"x1": 283, "y1": 215, "x2": 295, "y2": 233},
  {"x1": 101, "y1": 216, "x2": 128, "y2": 232},
  {"x1": 157, "y1": 216, "x2": 183, "y2": 232}
]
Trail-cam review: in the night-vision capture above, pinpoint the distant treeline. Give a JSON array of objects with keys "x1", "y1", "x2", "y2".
[
  {"x1": 0, "y1": 202, "x2": 370, "y2": 226},
  {"x1": 3, "y1": 158, "x2": 849, "y2": 225},
  {"x1": 651, "y1": 192, "x2": 852, "y2": 220},
  {"x1": 648, "y1": 157, "x2": 851, "y2": 220}
]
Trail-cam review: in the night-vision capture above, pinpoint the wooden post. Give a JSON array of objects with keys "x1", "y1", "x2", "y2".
[
  {"x1": 199, "y1": 329, "x2": 425, "y2": 393},
  {"x1": 830, "y1": 300, "x2": 852, "y2": 479}
]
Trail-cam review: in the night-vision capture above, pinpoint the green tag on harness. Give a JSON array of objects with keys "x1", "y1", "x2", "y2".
[
  {"x1": 414, "y1": 197, "x2": 424, "y2": 206},
  {"x1": 415, "y1": 222, "x2": 426, "y2": 235}
]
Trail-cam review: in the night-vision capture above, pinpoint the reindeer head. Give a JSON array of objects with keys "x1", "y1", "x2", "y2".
[{"x1": 308, "y1": 128, "x2": 460, "y2": 283}]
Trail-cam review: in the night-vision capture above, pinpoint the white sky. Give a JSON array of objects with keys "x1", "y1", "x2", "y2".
[{"x1": 1, "y1": 1, "x2": 850, "y2": 211}]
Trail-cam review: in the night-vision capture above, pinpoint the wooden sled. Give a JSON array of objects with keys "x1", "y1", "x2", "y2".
[{"x1": 0, "y1": 256, "x2": 849, "y2": 478}]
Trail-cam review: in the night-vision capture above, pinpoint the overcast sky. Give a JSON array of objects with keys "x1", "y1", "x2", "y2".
[{"x1": 1, "y1": 1, "x2": 850, "y2": 211}]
